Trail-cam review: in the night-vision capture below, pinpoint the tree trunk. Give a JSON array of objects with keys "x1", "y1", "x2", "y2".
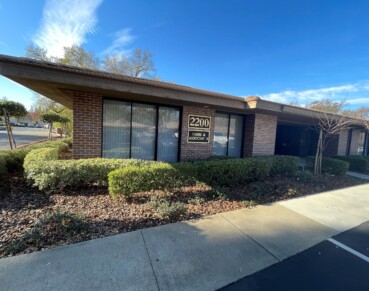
[
  {"x1": 3, "y1": 108, "x2": 13, "y2": 150},
  {"x1": 49, "y1": 124, "x2": 53, "y2": 140},
  {"x1": 314, "y1": 129, "x2": 323, "y2": 175}
]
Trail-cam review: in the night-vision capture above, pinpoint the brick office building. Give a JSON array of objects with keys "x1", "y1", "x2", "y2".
[{"x1": 0, "y1": 54, "x2": 368, "y2": 161}]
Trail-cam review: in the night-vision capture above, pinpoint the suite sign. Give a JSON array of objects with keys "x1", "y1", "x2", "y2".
[
  {"x1": 187, "y1": 130, "x2": 210, "y2": 143},
  {"x1": 187, "y1": 114, "x2": 211, "y2": 143}
]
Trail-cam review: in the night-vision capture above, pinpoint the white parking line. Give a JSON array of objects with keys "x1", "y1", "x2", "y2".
[{"x1": 328, "y1": 238, "x2": 369, "y2": 263}]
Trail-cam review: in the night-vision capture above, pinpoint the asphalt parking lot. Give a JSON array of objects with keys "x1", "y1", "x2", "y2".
[
  {"x1": 0, "y1": 126, "x2": 50, "y2": 149},
  {"x1": 220, "y1": 221, "x2": 369, "y2": 291}
]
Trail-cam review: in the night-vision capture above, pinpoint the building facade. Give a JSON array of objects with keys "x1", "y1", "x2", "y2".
[{"x1": 0, "y1": 54, "x2": 367, "y2": 161}]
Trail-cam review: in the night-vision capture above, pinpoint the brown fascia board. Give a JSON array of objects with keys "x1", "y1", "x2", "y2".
[
  {"x1": 245, "y1": 97, "x2": 367, "y2": 127},
  {"x1": 0, "y1": 54, "x2": 246, "y2": 110}
]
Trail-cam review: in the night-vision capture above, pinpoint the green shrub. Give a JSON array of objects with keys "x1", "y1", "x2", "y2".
[
  {"x1": 155, "y1": 200, "x2": 187, "y2": 219},
  {"x1": 0, "y1": 148, "x2": 28, "y2": 172},
  {"x1": 295, "y1": 170, "x2": 314, "y2": 182},
  {"x1": 144, "y1": 196, "x2": 187, "y2": 219},
  {"x1": 331, "y1": 156, "x2": 369, "y2": 172},
  {"x1": 60, "y1": 137, "x2": 72, "y2": 147},
  {"x1": 305, "y1": 157, "x2": 349, "y2": 176},
  {"x1": 27, "y1": 140, "x2": 69, "y2": 154},
  {"x1": 0, "y1": 155, "x2": 7, "y2": 180},
  {"x1": 268, "y1": 155, "x2": 300, "y2": 177},
  {"x1": 174, "y1": 158, "x2": 272, "y2": 186},
  {"x1": 188, "y1": 196, "x2": 206, "y2": 205},
  {"x1": 25, "y1": 156, "x2": 149, "y2": 191},
  {"x1": 108, "y1": 163, "x2": 193, "y2": 198},
  {"x1": 0, "y1": 140, "x2": 68, "y2": 173},
  {"x1": 108, "y1": 157, "x2": 275, "y2": 198}
]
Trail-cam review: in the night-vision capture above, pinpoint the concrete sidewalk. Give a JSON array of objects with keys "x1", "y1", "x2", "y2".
[
  {"x1": 347, "y1": 171, "x2": 369, "y2": 181},
  {"x1": 1, "y1": 183, "x2": 369, "y2": 291}
]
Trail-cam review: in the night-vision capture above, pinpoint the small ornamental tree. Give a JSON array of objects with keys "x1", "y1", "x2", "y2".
[
  {"x1": 0, "y1": 101, "x2": 27, "y2": 149},
  {"x1": 41, "y1": 113, "x2": 63, "y2": 140},
  {"x1": 0, "y1": 101, "x2": 27, "y2": 121},
  {"x1": 313, "y1": 112, "x2": 354, "y2": 175}
]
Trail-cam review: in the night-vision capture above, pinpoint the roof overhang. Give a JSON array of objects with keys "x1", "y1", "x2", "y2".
[
  {"x1": 0, "y1": 54, "x2": 366, "y2": 129},
  {"x1": 0, "y1": 55, "x2": 247, "y2": 111}
]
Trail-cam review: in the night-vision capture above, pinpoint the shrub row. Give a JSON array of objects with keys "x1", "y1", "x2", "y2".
[
  {"x1": 109, "y1": 163, "x2": 195, "y2": 198},
  {"x1": 0, "y1": 139, "x2": 69, "y2": 180},
  {"x1": 108, "y1": 156, "x2": 299, "y2": 198},
  {"x1": 305, "y1": 157, "x2": 349, "y2": 176},
  {"x1": 0, "y1": 155, "x2": 7, "y2": 181},
  {"x1": 24, "y1": 152, "x2": 151, "y2": 191},
  {"x1": 331, "y1": 156, "x2": 369, "y2": 172}
]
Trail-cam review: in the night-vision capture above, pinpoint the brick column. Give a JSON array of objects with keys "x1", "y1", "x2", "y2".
[
  {"x1": 243, "y1": 113, "x2": 277, "y2": 157},
  {"x1": 180, "y1": 106, "x2": 216, "y2": 161},
  {"x1": 72, "y1": 92, "x2": 103, "y2": 159}
]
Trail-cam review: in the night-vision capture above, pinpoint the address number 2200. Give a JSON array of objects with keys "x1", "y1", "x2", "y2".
[{"x1": 189, "y1": 115, "x2": 210, "y2": 129}]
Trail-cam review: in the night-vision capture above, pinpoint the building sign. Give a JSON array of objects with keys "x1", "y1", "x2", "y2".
[
  {"x1": 188, "y1": 130, "x2": 210, "y2": 143},
  {"x1": 188, "y1": 114, "x2": 211, "y2": 130}
]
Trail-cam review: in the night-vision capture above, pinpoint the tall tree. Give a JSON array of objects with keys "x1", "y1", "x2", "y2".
[
  {"x1": 305, "y1": 99, "x2": 346, "y2": 114},
  {"x1": 60, "y1": 45, "x2": 100, "y2": 70},
  {"x1": 26, "y1": 44, "x2": 52, "y2": 62},
  {"x1": 104, "y1": 48, "x2": 156, "y2": 78}
]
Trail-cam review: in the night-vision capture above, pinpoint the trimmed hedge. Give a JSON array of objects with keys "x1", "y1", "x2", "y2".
[
  {"x1": 0, "y1": 155, "x2": 7, "y2": 181},
  {"x1": 331, "y1": 156, "x2": 369, "y2": 172},
  {"x1": 109, "y1": 163, "x2": 195, "y2": 198},
  {"x1": 24, "y1": 152, "x2": 151, "y2": 190},
  {"x1": 0, "y1": 140, "x2": 69, "y2": 172},
  {"x1": 266, "y1": 155, "x2": 300, "y2": 177},
  {"x1": 175, "y1": 158, "x2": 273, "y2": 186},
  {"x1": 108, "y1": 156, "x2": 300, "y2": 197},
  {"x1": 305, "y1": 157, "x2": 349, "y2": 176}
]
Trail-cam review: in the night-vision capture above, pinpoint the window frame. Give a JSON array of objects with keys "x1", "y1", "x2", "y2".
[
  {"x1": 102, "y1": 97, "x2": 182, "y2": 162},
  {"x1": 213, "y1": 111, "x2": 245, "y2": 158}
]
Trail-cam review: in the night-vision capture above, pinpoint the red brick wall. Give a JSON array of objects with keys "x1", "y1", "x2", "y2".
[
  {"x1": 180, "y1": 106, "x2": 216, "y2": 161},
  {"x1": 72, "y1": 92, "x2": 103, "y2": 159},
  {"x1": 243, "y1": 114, "x2": 277, "y2": 156}
]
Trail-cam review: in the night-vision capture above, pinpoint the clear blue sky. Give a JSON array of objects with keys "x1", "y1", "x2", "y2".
[{"x1": 1, "y1": 0, "x2": 369, "y2": 109}]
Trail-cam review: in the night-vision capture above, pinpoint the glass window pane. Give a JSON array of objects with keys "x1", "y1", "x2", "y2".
[
  {"x1": 213, "y1": 113, "x2": 229, "y2": 156},
  {"x1": 157, "y1": 107, "x2": 180, "y2": 162},
  {"x1": 131, "y1": 103, "x2": 156, "y2": 160},
  {"x1": 358, "y1": 131, "x2": 366, "y2": 155},
  {"x1": 228, "y1": 115, "x2": 243, "y2": 157},
  {"x1": 102, "y1": 100, "x2": 131, "y2": 158}
]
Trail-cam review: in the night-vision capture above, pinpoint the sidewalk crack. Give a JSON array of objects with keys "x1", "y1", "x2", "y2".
[{"x1": 141, "y1": 230, "x2": 161, "y2": 291}]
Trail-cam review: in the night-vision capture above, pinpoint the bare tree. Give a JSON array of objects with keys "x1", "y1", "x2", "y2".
[
  {"x1": 306, "y1": 99, "x2": 347, "y2": 114},
  {"x1": 60, "y1": 46, "x2": 100, "y2": 70},
  {"x1": 104, "y1": 48, "x2": 156, "y2": 78},
  {"x1": 313, "y1": 112, "x2": 355, "y2": 175}
]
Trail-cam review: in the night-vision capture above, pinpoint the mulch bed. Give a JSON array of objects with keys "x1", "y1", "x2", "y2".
[{"x1": 0, "y1": 173, "x2": 366, "y2": 258}]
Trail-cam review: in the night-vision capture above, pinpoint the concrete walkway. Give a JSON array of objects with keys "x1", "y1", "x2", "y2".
[
  {"x1": 1, "y1": 183, "x2": 369, "y2": 291},
  {"x1": 347, "y1": 171, "x2": 369, "y2": 180}
]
